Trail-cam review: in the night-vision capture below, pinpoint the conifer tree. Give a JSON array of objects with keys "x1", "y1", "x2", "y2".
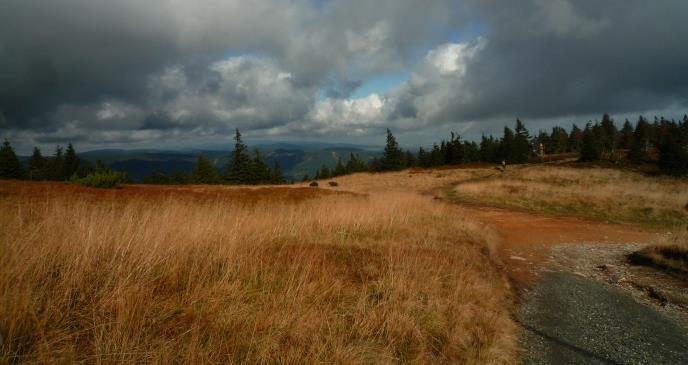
[
  {"x1": 0, "y1": 139, "x2": 25, "y2": 179},
  {"x1": 579, "y1": 123, "x2": 603, "y2": 161},
  {"x1": 568, "y1": 124, "x2": 584, "y2": 152},
  {"x1": 656, "y1": 121, "x2": 688, "y2": 175},
  {"x1": 619, "y1": 119, "x2": 634, "y2": 149},
  {"x1": 379, "y1": 129, "x2": 404, "y2": 171},
  {"x1": 63, "y1": 142, "x2": 80, "y2": 179},
  {"x1": 316, "y1": 165, "x2": 331, "y2": 179},
  {"x1": 628, "y1": 116, "x2": 651, "y2": 162},
  {"x1": 250, "y1": 149, "x2": 271, "y2": 184},
  {"x1": 600, "y1": 113, "x2": 618, "y2": 152},
  {"x1": 479, "y1": 135, "x2": 498, "y2": 162},
  {"x1": 191, "y1": 155, "x2": 220, "y2": 184},
  {"x1": 28, "y1": 146, "x2": 46, "y2": 180},
  {"x1": 498, "y1": 127, "x2": 515, "y2": 162},
  {"x1": 345, "y1": 153, "x2": 367, "y2": 173},
  {"x1": 511, "y1": 119, "x2": 531, "y2": 163},
  {"x1": 225, "y1": 129, "x2": 251, "y2": 184},
  {"x1": 302, "y1": 173, "x2": 310, "y2": 182},
  {"x1": 430, "y1": 144, "x2": 443, "y2": 166},
  {"x1": 333, "y1": 157, "x2": 346, "y2": 176},
  {"x1": 49, "y1": 146, "x2": 65, "y2": 181},
  {"x1": 417, "y1": 147, "x2": 430, "y2": 167},
  {"x1": 550, "y1": 126, "x2": 569, "y2": 153},
  {"x1": 535, "y1": 131, "x2": 550, "y2": 155}
]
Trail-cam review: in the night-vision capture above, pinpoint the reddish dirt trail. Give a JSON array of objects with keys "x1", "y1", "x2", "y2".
[{"x1": 462, "y1": 206, "x2": 662, "y2": 288}]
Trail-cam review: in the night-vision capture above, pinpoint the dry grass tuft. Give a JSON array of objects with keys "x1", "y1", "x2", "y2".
[
  {"x1": 629, "y1": 232, "x2": 688, "y2": 274},
  {"x1": 0, "y1": 181, "x2": 517, "y2": 364},
  {"x1": 450, "y1": 165, "x2": 688, "y2": 228}
]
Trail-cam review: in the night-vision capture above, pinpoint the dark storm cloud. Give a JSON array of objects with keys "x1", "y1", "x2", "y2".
[
  {"x1": 0, "y1": 0, "x2": 180, "y2": 129},
  {"x1": 1, "y1": 0, "x2": 687, "y2": 150},
  {"x1": 396, "y1": 0, "x2": 688, "y2": 126},
  {"x1": 0, "y1": 0, "x2": 463, "y2": 148}
]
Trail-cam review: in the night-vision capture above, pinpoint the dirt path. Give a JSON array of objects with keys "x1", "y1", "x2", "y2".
[
  {"x1": 463, "y1": 206, "x2": 658, "y2": 288},
  {"x1": 459, "y1": 205, "x2": 688, "y2": 364}
]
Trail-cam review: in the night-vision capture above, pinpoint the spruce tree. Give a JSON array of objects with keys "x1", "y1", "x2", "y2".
[
  {"x1": 550, "y1": 127, "x2": 569, "y2": 153},
  {"x1": 191, "y1": 155, "x2": 220, "y2": 184},
  {"x1": 430, "y1": 144, "x2": 443, "y2": 166},
  {"x1": 250, "y1": 149, "x2": 271, "y2": 184},
  {"x1": 49, "y1": 146, "x2": 65, "y2": 181},
  {"x1": 28, "y1": 147, "x2": 46, "y2": 180},
  {"x1": 600, "y1": 113, "x2": 618, "y2": 152},
  {"x1": 380, "y1": 129, "x2": 404, "y2": 171},
  {"x1": 535, "y1": 131, "x2": 550, "y2": 155},
  {"x1": 479, "y1": 135, "x2": 498, "y2": 162},
  {"x1": 333, "y1": 157, "x2": 346, "y2": 176},
  {"x1": 579, "y1": 123, "x2": 603, "y2": 161},
  {"x1": 498, "y1": 127, "x2": 515, "y2": 163},
  {"x1": 568, "y1": 124, "x2": 584, "y2": 152},
  {"x1": 628, "y1": 116, "x2": 651, "y2": 162},
  {"x1": 225, "y1": 129, "x2": 251, "y2": 184},
  {"x1": 619, "y1": 119, "x2": 634, "y2": 149},
  {"x1": 345, "y1": 153, "x2": 367, "y2": 173},
  {"x1": 0, "y1": 139, "x2": 25, "y2": 179},
  {"x1": 302, "y1": 173, "x2": 310, "y2": 182},
  {"x1": 63, "y1": 143, "x2": 80, "y2": 179},
  {"x1": 512, "y1": 119, "x2": 531, "y2": 163},
  {"x1": 417, "y1": 147, "x2": 430, "y2": 167},
  {"x1": 657, "y1": 121, "x2": 688, "y2": 175},
  {"x1": 317, "y1": 165, "x2": 331, "y2": 179}
]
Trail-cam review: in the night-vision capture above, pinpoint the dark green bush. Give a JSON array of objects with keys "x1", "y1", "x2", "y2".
[
  {"x1": 328, "y1": 181, "x2": 339, "y2": 187},
  {"x1": 70, "y1": 171, "x2": 123, "y2": 188},
  {"x1": 309, "y1": 181, "x2": 319, "y2": 187}
]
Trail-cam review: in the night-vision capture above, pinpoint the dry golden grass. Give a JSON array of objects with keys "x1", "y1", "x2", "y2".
[
  {"x1": 315, "y1": 166, "x2": 492, "y2": 196},
  {"x1": 0, "y1": 181, "x2": 517, "y2": 364},
  {"x1": 450, "y1": 165, "x2": 688, "y2": 228},
  {"x1": 630, "y1": 232, "x2": 688, "y2": 274}
]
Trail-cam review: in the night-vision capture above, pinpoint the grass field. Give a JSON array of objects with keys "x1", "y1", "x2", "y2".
[
  {"x1": 0, "y1": 181, "x2": 516, "y2": 364},
  {"x1": 447, "y1": 165, "x2": 688, "y2": 229}
]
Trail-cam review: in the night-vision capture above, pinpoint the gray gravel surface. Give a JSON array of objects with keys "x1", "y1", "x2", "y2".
[{"x1": 521, "y1": 271, "x2": 688, "y2": 365}]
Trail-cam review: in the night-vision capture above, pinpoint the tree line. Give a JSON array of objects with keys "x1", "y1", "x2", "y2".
[
  {"x1": 325, "y1": 114, "x2": 688, "y2": 177},
  {"x1": 0, "y1": 141, "x2": 117, "y2": 181},
  {"x1": 144, "y1": 129, "x2": 285, "y2": 185},
  {"x1": 1, "y1": 114, "x2": 687, "y2": 182},
  {"x1": 0, "y1": 129, "x2": 285, "y2": 184}
]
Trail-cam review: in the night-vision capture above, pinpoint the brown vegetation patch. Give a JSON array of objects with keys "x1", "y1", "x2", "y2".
[
  {"x1": 450, "y1": 165, "x2": 688, "y2": 228},
  {"x1": 629, "y1": 233, "x2": 688, "y2": 276},
  {"x1": 0, "y1": 182, "x2": 517, "y2": 363}
]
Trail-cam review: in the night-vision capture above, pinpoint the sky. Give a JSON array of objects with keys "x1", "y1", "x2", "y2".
[{"x1": 2, "y1": 0, "x2": 688, "y2": 153}]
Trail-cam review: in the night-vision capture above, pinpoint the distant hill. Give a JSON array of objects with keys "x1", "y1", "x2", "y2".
[{"x1": 75, "y1": 143, "x2": 382, "y2": 182}]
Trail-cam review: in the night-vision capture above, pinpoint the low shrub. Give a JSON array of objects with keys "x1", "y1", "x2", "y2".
[
  {"x1": 309, "y1": 181, "x2": 319, "y2": 187},
  {"x1": 328, "y1": 181, "x2": 339, "y2": 187},
  {"x1": 70, "y1": 171, "x2": 123, "y2": 188}
]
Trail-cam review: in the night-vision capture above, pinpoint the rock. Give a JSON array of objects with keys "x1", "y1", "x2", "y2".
[
  {"x1": 596, "y1": 264, "x2": 617, "y2": 271},
  {"x1": 510, "y1": 256, "x2": 527, "y2": 261},
  {"x1": 573, "y1": 271, "x2": 587, "y2": 278}
]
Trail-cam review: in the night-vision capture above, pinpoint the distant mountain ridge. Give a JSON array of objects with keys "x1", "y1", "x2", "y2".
[{"x1": 74, "y1": 143, "x2": 382, "y2": 182}]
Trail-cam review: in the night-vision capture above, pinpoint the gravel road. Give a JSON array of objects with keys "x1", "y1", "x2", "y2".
[{"x1": 521, "y1": 271, "x2": 688, "y2": 365}]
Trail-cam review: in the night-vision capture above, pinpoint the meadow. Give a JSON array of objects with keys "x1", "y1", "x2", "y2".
[
  {"x1": 0, "y1": 180, "x2": 516, "y2": 364},
  {"x1": 448, "y1": 165, "x2": 688, "y2": 229},
  {"x1": 3, "y1": 163, "x2": 685, "y2": 363}
]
